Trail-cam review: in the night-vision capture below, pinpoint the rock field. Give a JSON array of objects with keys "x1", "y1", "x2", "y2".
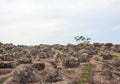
[{"x1": 0, "y1": 43, "x2": 120, "y2": 84}]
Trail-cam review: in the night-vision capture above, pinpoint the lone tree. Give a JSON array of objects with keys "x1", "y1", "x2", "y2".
[{"x1": 74, "y1": 35, "x2": 91, "y2": 44}]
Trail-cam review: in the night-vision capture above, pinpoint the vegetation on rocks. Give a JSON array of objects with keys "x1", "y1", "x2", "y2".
[
  {"x1": 0, "y1": 43, "x2": 120, "y2": 84},
  {"x1": 79, "y1": 62, "x2": 94, "y2": 84}
]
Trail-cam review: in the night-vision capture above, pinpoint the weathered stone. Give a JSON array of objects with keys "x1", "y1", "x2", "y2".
[
  {"x1": 13, "y1": 65, "x2": 41, "y2": 83},
  {"x1": 3, "y1": 43, "x2": 15, "y2": 50},
  {"x1": 116, "y1": 47, "x2": 120, "y2": 53},
  {"x1": 105, "y1": 43, "x2": 113, "y2": 46},
  {"x1": 30, "y1": 49, "x2": 38, "y2": 56},
  {"x1": 102, "y1": 53, "x2": 112, "y2": 60},
  {"x1": 17, "y1": 57, "x2": 32, "y2": 64},
  {"x1": 93, "y1": 43, "x2": 102, "y2": 47},
  {"x1": 44, "y1": 70, "x2": 62, "y2": 82},
  {"x1": 78, "y1": 49, "x2": 89, "y2": 54},
  {"x1": 62, "y1": 57, "x2": 80, "y2": 68},
  {"x1": 79, "y1": 53, "x2": 90, "y2": 62},
  {"x1": 113, "y1": 70, "x2": 120, "y2": 77},
  {"x1": 0, "y1": 49, "x2": 3, "y2": 53},
  {"x1": 32, "y1": 62, "x2": 45, "y2": 70},
  {"x1": 114, "y1": 60, "x2": 120, "y2": 67},
  {"x1": 102, "y1": 69, "x2": 113, "y2": 79},
  {"x1": 39, "y1": 52, "x2": 51, "y2": 58},
  {"x1": 0, "y1": 61, "x2": 14, "y2": 68},
  {"x1": 0, "y1": 53, "x2": 14, "y2": 61}
]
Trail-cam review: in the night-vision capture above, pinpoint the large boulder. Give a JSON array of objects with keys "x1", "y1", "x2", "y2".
[
  {"x1": 93, "y1": 43, "x2": 103, "y2": 47},
  {"x1": 0, "y1": 61, "x2": 14, "y2": 68},
  {"x1": 62, "y1": 57, "x2": 80, "y2": 68},
  {"x1": 17, "y1": 57, "x2": 32, "y2": 64},
  {"x1": 30, "y1": 48, "x2": 38, "y2": 56},
  {"x1": 114, "y1": 60, "x2": 120, "y2": 67},
  {"x1": 102, "y1": 69, "x2": 113, "y2": 79},
  {"x1": 3, "y1": 43, "x2": 15, "y2": 50},
  {"x1": 0, "y1": 49, "x2": 3, "y2": 53},
  {"x1": 42, "y1": 69, "x2": 62, "y2": 83},
  {"x1": 32, "y1": 62, "x2": 45, "y2": 71},
  {"x1": 39, "y1": 52, "x2": 52, "y2": 59},
  {"x1": 116, "y1": 46, "x2": 120, "y2": 53},
  {"x1": 102, "y1": 53, "x2": 112, "y2": 60},
  {"x1": 105, "y1": 43, "x2": 113, "y2": 47},
  {"x1": 0, "y1": 53, "x2": 14, "y2": 61},
  {"x1": 78, "y1": 53, "x2": 90, "y2": 62},
  {"x1": 13, "y1": 65, "x2": 41, "y2": 83}
]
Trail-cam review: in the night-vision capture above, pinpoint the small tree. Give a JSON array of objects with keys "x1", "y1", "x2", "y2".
[{"x1": 74, "y1": 35, "x2": 91, "y2": 44}]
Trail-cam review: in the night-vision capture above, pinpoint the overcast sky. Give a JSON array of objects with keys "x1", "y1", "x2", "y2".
[{"x1": 0, "y1": 0, "x2": 120, "y2": 45}]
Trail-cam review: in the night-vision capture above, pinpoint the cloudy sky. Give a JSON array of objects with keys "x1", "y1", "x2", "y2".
[{"x1": 0, "y1": 0, "x2": 120, "y2": 45}]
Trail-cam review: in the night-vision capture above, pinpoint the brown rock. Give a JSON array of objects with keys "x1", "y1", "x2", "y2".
[
  {"x1": 32, "y1": 62, "x2": 45, "y2": 71},
  {"x1": 13, "y1": 65, "x2": 41, "y2": 83},
  {"x1": 17, "y1": 57, "x2": 32, "y2": 64},
  {"x1": 62, "y1": 57, "x2": 80, "y2": 68},
  {"x1": 0, "y1": 61, "x2": 14, "y2": 68}
]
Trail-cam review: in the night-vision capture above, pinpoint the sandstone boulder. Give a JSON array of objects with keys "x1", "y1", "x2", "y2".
[
  {"x1": 102, "y1": 53, "x2": 112, "y2": 60},
  {"x1": 13, "y1": 65, "x2": 41, "y2": 83},
  {"x1": 62, "y1": 57, "x2": 80, "y2": 68},
  {"x1": 0, "y1": 61, "x2": 14, "y2": 68},
  {"x1": 0, "y1": 49, "x2": 3, "y2": 53},
  {"x1": 114, "y1": 60, "x2": 120, "y2": 67},
  {"x1": 32, "y1": 62, "x2": 45, "y2": 70},
  {"x1": 79, "y1": 53, "x2": 90, "y2": 62},
  {"x1": 3, "y1": 43, "x2": 15, "y2": 50},
  {"x1": 39, "y1": 52, "x2": 52, "y2": 59},
  {"x1": 43, "y1": 70, "x2": 62, "y2": 83},
  {"x1": 0, "y1": 53, "x2": 14, "y2": 61},
  {"x1": 17, "y1": 57, "x2": 32, "y2": 64}
]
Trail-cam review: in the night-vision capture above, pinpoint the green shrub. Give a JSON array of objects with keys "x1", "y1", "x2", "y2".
[{"x1": 56, "y1": 52, "x2": 61, "y2": 59}]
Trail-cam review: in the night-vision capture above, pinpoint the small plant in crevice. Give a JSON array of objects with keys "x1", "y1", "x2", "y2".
[
  {"x1": 54, "y1": 51, "x2": 62, "y2": 63},
  {"x1": 56, "y1": 52, "x2": 62, "y2": 59}
]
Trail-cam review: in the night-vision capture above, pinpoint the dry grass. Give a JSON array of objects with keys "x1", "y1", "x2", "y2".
[{"x1": 111, "y1": 54, "x2": 120, "y2": 60}]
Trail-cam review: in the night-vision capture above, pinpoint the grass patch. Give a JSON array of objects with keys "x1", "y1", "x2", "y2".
[
  {"x1": 79, "y1": 62, "x2": 94, "y2": 84},
  {"x1": 0, "y1": 75, "x2": 11, "y2": 84}
]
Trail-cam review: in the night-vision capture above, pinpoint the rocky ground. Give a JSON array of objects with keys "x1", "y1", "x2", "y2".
[{"x1": 0, "y1": 43, "x2": 120, "y2": 84}]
